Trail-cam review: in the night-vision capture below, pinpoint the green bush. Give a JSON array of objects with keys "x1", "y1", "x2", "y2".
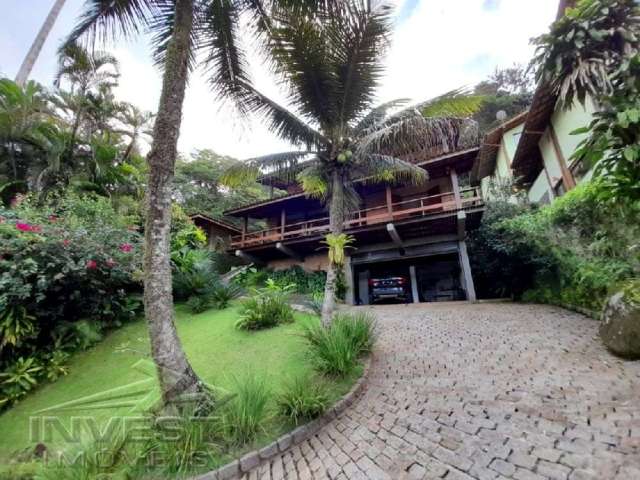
[
  {"x1": 236, "y1": 280, "x2": 295, "y2": 330},
  {"x1": 277, "y1": 375, "x2": 329, "y2": 424},
  {"x1": 234, "y1": 266, "x2": 326, "y2": 295},
  {"x1": 303, "y1": 312, "x2": 376, "y2": 377},
  {"x1": 469, "y1": 181, "x2": 640, "y2": 310},
  {"x1": 210, "y1": 283, "x2": 242, "y2": 309},
  {"x1": 219, "y1": 373, "x2": 270, "y2": 445}
]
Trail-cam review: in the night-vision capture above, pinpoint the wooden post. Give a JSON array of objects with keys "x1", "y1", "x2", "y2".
[
  {"x1": 385, "y1": 185, "x2": 393, "y2": 219},
  {"x1": 458, "y1": 240, "x2": 477, "y2": 301},
  {"x1": 241, "y1": 216, "x2": 248, "y2": 245},
  {"x1": 549, "y1": 125, "x2": 576, "y2": 192},
  {"x1": 280, "y1": 209, "x2": 286, "y2": 237},
  {"x1": 409, "y1": 265, "x2": 420, "y2": 304},
  {"x1": 450, "y1": 168, "x2": 462, "y2": 209}
]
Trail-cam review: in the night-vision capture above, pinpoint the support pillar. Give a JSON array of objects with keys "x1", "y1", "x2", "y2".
[
  {"x1": 457, "y1": 240, "x2": 477, "y2": 301},
  {"x1": 344, "y1": 256, "x2": 355, "y2": 306},
  {"x1": 409, "y1": 265, "x2": 420, "y2": 304}
]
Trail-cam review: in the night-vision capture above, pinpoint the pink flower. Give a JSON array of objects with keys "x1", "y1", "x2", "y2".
[
  {"x1": 106, "y1": 258, "x2": 117, "y2": 268},
  {"x1": 86, "y1": 260, "x2": 98, "y2": 270},
  {"x1": 63, "y1": 239, "x2": 71, "y2": 247},
  {"x1": 16, "y1": 222, "x2": 40, "y2": 232},
  {"x1": 119, "y1": 243, "x2": 133, "y2": 253}
]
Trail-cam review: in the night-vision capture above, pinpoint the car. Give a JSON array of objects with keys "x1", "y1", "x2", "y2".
[{"x1": 369, "y1": 276, "x2": 411, "y2": 303}]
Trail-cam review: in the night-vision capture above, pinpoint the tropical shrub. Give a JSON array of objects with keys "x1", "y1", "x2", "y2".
[
  {"x1": 277, "y1": 375, "x2": 329, "y2": 424},
  {"x1": 236, "y1": 280, "x2": 295, "y2": 330},
  {"x1": 218, "y1": 374, "x2": 270, "y2": 445},
  {"x1": 234, "y1": 265, "x2": 326, "y2": 295},
  {"x1": 303, "y1": 312, "x2": 376, "y2": 377},
  {"x1": 469, "y1": 181, "x2": 640, "y2": 310}
]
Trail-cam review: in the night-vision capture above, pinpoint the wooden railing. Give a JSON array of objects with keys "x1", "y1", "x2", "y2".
[{"x1": 231, "y1": 187, "x2": 483, "y2": 249}]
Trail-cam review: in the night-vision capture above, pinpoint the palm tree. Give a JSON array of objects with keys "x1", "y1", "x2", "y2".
[
  {"x1": 15, "y1": 0, "x2": 67, "y2": 86},
  {"x1": 63, "y1": 0, "x2": 326, "y2": 407},
  {"x1": 223, "y1": 2, "x2": 481, "y2": 325},
  {"x1": 115, "y1": 103, "x2": 155, "y2": 162}
]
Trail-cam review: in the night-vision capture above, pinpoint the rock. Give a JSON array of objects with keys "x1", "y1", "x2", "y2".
[{"x1": 600, "y1": 290, "x2": 640, "y2": 359}]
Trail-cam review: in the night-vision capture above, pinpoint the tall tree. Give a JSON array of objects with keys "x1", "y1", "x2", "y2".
[
  {"x1": 63, "y1": 0, "x2": 324, "y2": 406},
  {"x1": 15, "y1": 0, "x2": 68, "y2": 86},
  {"x1": 223, "y1": 2, "x2": 481, "y2": 325}
]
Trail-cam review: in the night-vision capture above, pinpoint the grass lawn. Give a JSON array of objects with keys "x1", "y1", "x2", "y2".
[{"x1": 0, "y1": 304, "x2": 361, "y2": 472}]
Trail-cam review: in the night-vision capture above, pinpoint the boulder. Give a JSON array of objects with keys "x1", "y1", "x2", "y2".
[{"x1": 600, "y1": 290, "x2": 640, "y2": 359}]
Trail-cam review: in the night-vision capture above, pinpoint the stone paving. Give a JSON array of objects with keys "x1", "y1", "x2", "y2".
[{"x1": 239, "y1": 302, "x2": 640, "y2": 480}]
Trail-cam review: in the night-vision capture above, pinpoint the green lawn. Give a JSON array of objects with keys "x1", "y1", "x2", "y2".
[{"x1": 0, "y1": 304, "x2": 360, "y2": 470}]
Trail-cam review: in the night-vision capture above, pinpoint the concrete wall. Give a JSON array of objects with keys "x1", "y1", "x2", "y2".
[
  {"x1": 267, "y1": 253, "x2": 329, "y2": 272},
  {"x1": 528, "y1": 170, "x2": 553, "y2": 204},
  {"x1": 551, "y1": 98, "x2": 596, "y2": 164}
]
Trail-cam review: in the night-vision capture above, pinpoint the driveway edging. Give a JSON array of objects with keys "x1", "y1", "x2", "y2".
[{"x1": 192, "y1": 356, "x2": 372, "y2": 480}]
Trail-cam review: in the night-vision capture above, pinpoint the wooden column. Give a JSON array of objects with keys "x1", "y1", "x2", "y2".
[
  {"x1": 449, "y1": 168, "x2": 462, "y2": 209},
  {"x1": 280, "y1": 209, "x2": 286, "y2": 237},
  {"x1": 241, "y1": 216, "x2": 248, "y2": 245},
  {"x1": 385, "y1": 185, "x2": 393, "y2": 218},
  {"x1": 458, "y1": 240, "x2": 477, "y2": 302},
  {"x1": 549, "y1": 125, "x2": 576, "y2": 192},
  {"x1": 409, "y1": 265, "x2": 420, "y2": 304}
]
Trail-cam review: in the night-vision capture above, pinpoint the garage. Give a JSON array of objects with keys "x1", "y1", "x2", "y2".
[{"x1": 350, "y1": 240, "x2": 475, "y2": 305}]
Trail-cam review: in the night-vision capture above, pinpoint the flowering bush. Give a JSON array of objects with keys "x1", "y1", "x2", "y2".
[{"x1": 0, "y1": 194, "x2": 144, "y2": 410}]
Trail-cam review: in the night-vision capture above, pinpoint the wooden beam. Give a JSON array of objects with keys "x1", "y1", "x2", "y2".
[
  {"x1": 235, "y1": 249, "x2": 264, "y2": 266},
  {"x1": 458, "y1": 240, "x2": 477, "y2": 302},
  {"x1": 549, "y1": 124, "x2": 576, "y2": 192},
  {"x1": 449, "y1": 168, "x2": 462, "y2": 209},
  {"x1": 456, "y1": 211, "x2": 467, "y2": 240},
  {"x1": 386, "y1": 223, "x2": 403, "y2": 248},
  {"x1": 276, "y1": 242, "x2": 303, "y2": 262}
]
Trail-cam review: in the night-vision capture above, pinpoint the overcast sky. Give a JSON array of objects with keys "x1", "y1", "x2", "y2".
[{"x1": 1, "y1": 0, "x2": 559, "y2": 160}]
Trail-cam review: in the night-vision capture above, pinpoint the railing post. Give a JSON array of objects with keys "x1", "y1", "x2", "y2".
[
  {"x1": 241, "y1": 216, "x2": 247, "y2": 246},
  {"x1": 386, "y1": 185, "x2": 393, "y2": 219},
  {"x1": 449, "y1": 168, "x2": 462, "y2": 210}
]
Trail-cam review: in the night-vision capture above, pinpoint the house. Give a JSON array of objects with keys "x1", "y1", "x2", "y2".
[
  {"x1": 189, "y1": 214, "x2": 241, "y2": 252},
  {"x1": 224, "y1": 146, "x2": 484, "y2": 305},
  {"x1": 471, "y1": 0, "x2": 596, "y2": 202}
]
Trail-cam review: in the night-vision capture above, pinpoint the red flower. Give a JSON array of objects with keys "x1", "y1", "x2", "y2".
[
  {"x1": 106, "y1": 258, "x2": 117, "y2": 268},
  {"x1": 119, "y1": 243, "x2": 133, "y2": 253},
  {"x1": 86, "y1": 260, "x2": 98, "y2": 270},
  {"x1": 63, "y1": 239, "x2": 71, "y2": 247}
]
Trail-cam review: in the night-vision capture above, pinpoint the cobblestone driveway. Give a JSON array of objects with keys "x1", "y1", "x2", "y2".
[{"x1": 240, "y1": 302, "x2": 640, "y2": 480}]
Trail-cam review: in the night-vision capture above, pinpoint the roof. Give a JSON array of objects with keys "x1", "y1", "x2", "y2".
[
  {"x1": 471, "y1": 111, "x2": 529, "y2": 185},
  {"x1": 471, "y1": 0, "x2": 576, "y2": 187},
  {"x1": 189, "y1": 214, "x2": 242, "y2": 234},
  {"x1": 225, "y1": 147, "x2": 481, "y2": 218}
]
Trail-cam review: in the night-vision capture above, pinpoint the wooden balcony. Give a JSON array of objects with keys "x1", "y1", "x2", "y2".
[{"x1": 231, "y1": 187, "x2": 483, "y2": 249}]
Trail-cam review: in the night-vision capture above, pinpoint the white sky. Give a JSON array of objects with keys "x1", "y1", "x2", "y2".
[{"x1": 0, "y1": 0, "x2": 559, "y2": 160}]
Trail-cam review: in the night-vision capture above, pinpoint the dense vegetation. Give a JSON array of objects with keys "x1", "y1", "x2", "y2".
[{"x1": 469, "y1": 181, "x2": 640, "y2": 311}]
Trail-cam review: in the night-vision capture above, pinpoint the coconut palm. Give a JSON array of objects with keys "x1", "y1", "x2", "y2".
[
  {"x1": 63, "y1": 0, "x2": 335, "y2": 406},
  {"x1": 115, "y1": 103, "x2": 155, "y2": 161},
  {"x1": 223, "y1": 2, "x2": 481, "y2": 325}
]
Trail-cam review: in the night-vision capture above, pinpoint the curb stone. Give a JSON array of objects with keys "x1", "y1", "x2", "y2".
[{"x1": 190, "y1": 356, "x2": 372, "y2": 480}]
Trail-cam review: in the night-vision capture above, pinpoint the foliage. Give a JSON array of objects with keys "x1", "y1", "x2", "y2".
[
  {"x1": 0, "y1": 193, "x2": 146, "y2": 410},
  {"x1": 321, "y1": 233, "x2": 355, "y2": 266},
  {"x1": 469, "y1": 181, "x2": 640, "y2": 310},
  {"x1": 236, "y1": 280, "x2": 295, "y2": 330},
  {"x1": 234, "y1": 266, "x2": 326, "y2": 296},
  {"x1": 531, "y1": 0, "x2": 640, "y2": 199},
  {"x1": 219, "y1": 373, "x2": 270, "y2": 445},
  {"x1": 277, "y1": 375, "x2": 329, "y2": 424},
  {"x1": 303, "y1": 312, "x2": 376, "y2": 377}
]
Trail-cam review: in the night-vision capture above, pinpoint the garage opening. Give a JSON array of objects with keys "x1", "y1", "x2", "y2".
[{"x1": 353, "y1": 253, "x2": 465, "y2": 305}]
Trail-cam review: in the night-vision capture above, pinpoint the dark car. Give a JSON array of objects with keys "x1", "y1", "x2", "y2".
[{"x1": 369, "y1": 276, "x2": 411, "y2": 303}]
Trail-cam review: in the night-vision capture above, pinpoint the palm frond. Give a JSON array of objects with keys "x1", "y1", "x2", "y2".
[
  {"x1": 329, "y1": 1, "x2": 392, "y2": 126},
  {"x1": 221, "y1": 151, "x2": 316, "y2": 187},
  {"x1": 63, "y1": 0, "x2": 166, "y2": 46},
  {"x1": 239, "y1": 84, "x2": 329, "y2": 149},
  {"x1": 352, "y1": 98, "x2": 409, "y2": 134},
  {"x1": 420, "y1": 89, "x2": 485, "y2": 118},
  {"x1": 198, "y1": 0, "x2": 252, "y2": 111},
  {"x1": 297, "y1": 161, "x2": 328, "y2": 200},
  {"x1": 354, "y1": 154, "x2": 428, "y2": 186},
  {"x1": 149, "y1": 1, "x2": 199, "y2": 71}
]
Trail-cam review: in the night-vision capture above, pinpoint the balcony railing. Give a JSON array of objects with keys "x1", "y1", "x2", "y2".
[{"x1": 231, "y1": 187, "x2": 483, "y2": 249}]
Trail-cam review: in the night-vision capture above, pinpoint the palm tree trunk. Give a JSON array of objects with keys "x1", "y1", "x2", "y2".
[
  {"x1": 321, "y1": 170, "x2": 345, "y2": 327},
  {"x1": 15, "y1": 0, "x2": 67, "y2": 86},
  {"x1": 143, "y1": 0, "x2": 200, "y2": 406}
]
